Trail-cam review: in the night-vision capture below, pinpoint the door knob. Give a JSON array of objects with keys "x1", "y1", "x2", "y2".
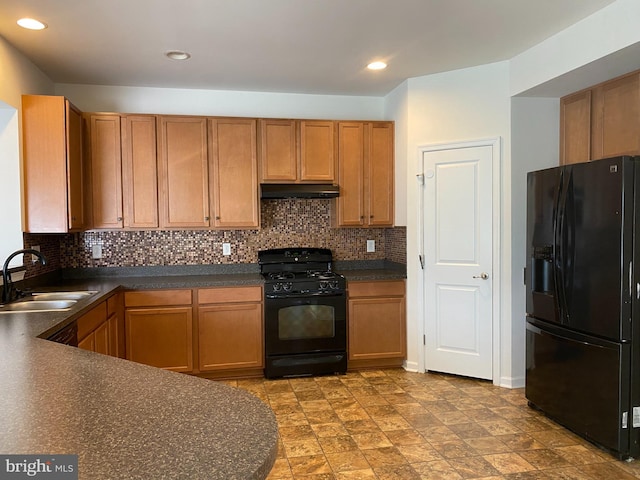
[{"x1": 473, "y1": 272, "x2": 489, "y2": 280}]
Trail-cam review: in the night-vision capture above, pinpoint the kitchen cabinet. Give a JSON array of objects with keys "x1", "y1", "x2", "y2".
[
  {"x1": 335, "y1": 122, "x2": 394, "y2": 227},
  {"x1": 157, "y1": 116, "x2": 210, "y2": 228},
  {"x1": 560, "y1": 70, "x2": 640, "y2": 165},
  {"x1": 197, "y1": 286, "x2": 263, "y2": 374},
  {"x1": 259, "y1": 119, "x2": 336, "y2": 183},
  {"x1": 209, "y1": 118, "x2": 259, "y2": 228},
  {"x1": 22, "y1": 95, "x2": 86, "y2": 233},
  {"x1": 560, "y1": 90, "x2": 591, "y2": 165},
  {"x1": 86, "y1": 113, "x2": 123, "y2": 228},
  {"x1": 122, "y1": 115, "x2": 159, "y2": 228},
  {"x1": 347, "y1": 280, "x2": 406, "y2": 369},
  {"x1": 591, "y1": 71, "x2": 640, "y2": 160},
  {"x1": 78, "y1": 301, "x2": 112, "y2": 355},
  {"x1": 124, "y1": 289, "x2": 193, "y2": 372}
]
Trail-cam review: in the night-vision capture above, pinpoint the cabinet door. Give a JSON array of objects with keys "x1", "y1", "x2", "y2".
[
  {"x1": 78, "y1": 333, "x2": 95, "y2": 352},
  {"x1": 336, "y1": 122, "x2": 365, "y2": 226},
  {"x1": 366, "y1": 122, "x2": 394, "y2": 226},
  {"x1": 198, "y1": 303, "x2": 263, "y2": 371},
  {"x1": 122, "y1": 115, "x2": 158, "y2": 228},
  {"x1": 348, "y1": 296, "x2": 406, "y2": 360},
  {"x1": 592, "y1": 72, "x2": 640, "y2": 159},
  {"x1": 158, "y1": 116, "x2": 210, "y2": 228},
  {"x1": 209, "y1": 118, "x2": 259, "y2": 228},
  {"x1": 300, "y1": 120, "x2": 335, "y2": 182},
  {"x1": 22, "y1": 95, "x2": 85, "y2": 233},
  {"x1": 560, "y1": 90, "x2": 592, "y2": 165},
  {"x1": 125, "y1": 306, "x2": 193, "y2": 372},
  {"x1": 94, "y1": 320, "x2": 110, "y2": 355},
  {"x1": 259, "y1": 119, "x2": 297, "y2": 182},
  {"x1": 66, "y1": 102, "x2": 86, "y2": 230},
  {"x1": 88, "y1": 114, "x2": 123, "y2": 228}
]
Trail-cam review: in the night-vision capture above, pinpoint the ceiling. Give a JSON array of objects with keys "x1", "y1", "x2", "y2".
[{"x1": 0, "y1": 0, "x2": 616, "y2": 97}]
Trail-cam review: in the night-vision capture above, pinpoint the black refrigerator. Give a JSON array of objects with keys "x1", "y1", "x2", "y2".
[{"x1": 525, "y1": 155, "x2": 640, "y2": 459}]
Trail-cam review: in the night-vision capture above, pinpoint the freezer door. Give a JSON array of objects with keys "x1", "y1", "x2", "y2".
[
  {"x1": 526, "y1": 319, "x2": 631, "y2": 457},
  {"x1": 562, "y1": 157, "x2": 633, "y2": 341},
  {"x1": 526, "y1": 166, "x2": 562, "y2": 325}
]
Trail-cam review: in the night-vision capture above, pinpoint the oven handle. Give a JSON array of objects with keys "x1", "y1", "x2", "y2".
[{"x1": 265, "y1": 291, "x2": 345, "y2": 299}]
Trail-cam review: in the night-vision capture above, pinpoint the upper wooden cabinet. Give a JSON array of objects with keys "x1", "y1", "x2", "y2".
[
  {"x1": 121, "y1": 115, "x2": 159, "y2": 228},
  {"x1": 335, "y1": 122, "x2": 394, "y2": 227},
  {"x1": 259, "y1": 119, "x2": 336, "y2": 183},
  {"x1": 592, "y1": 72, "x2": 640, "y2": 159},
  {"x1": 86, "y1": 114, "x2": 123, "y2": 229},
  {"x1": 22, "y1": 95, "x2": 86, "y2": 232},
  {"x1": 560, "y1": 70, "x2": 640, "y2": 165},
  {"x1": 157, "y1": 116, "x2": 210, "y2": 228},
  {"x1": 560, "y1": 91, "x2": 591, "y2": 165},
  {"x1": 209, "y1": 118, "x2": 259, "y2": 229}
]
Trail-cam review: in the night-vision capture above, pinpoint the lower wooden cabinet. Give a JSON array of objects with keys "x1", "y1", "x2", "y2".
[
  {"x1": 348, "y1": 280, "x2": 406, "y2": 369},
  {"x1": 77, "y1": 294, "x2": 121, "y2": 357},
  {"x1": 197, "y1": 286, "x2": 263, "y2": 374},
  {"x1": 124, "y1": 289, "x2": 193, "y2": 373}
]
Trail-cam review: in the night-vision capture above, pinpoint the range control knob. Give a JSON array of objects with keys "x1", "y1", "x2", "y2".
[
  {"x1": 329, "y1": 281, "x2": 338, "y2": 290},
  {"x1": 273, "y1": 283, "x2": 282, "y2": 292},
  {"x1": 283, "y1": 282, "x2": 293, "y2": 292},
  {"x1": 319, "y1": 281, "x2": 328, "y2": 290}
]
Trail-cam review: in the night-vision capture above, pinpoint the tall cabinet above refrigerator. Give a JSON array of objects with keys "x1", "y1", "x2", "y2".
[{"x1": 525, "y1": 155, "x2": 640, "y2": 459}]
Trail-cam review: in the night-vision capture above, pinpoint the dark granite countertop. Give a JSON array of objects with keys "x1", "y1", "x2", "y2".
[
  {"x1": 1, "y1": 261, "x2": 406, "y2": 478},
  {"x1": 0, "y1": 267, "x2": 277, "y2": 479}
]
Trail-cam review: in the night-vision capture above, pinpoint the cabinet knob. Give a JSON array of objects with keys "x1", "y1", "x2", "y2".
[
  {"x1": 360, "y1": 216, "x2": 364, "y2": 220},
  {"x1": 370, "y1": 215, "x2": 374, "y2": 219},
  {"x1": 215, "y1": 216, "x2": 221, "y2": 220},
  {"x1": 205, "y1": 216, "x2": 210, "y2": 221},
  {"x1": 117, "y1": 217, "x2": 123, "y2": 221}
]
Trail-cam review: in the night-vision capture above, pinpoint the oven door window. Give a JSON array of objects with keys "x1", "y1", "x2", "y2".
[
  {"x1": 279, "y1": 305, "x2": 335, "y2": 340},
  {"x1": 265, "y1": 294, "x2": 346, "y2": 355}
]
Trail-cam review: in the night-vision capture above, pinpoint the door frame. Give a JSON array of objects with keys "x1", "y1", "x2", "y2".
[{"x1": 417, "y1": 137, "x2": 502, "y2": 384}]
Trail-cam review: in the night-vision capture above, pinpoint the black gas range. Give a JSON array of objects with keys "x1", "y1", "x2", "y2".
[{"x1": 259, "y1": 248, "x2": 347, "y2": 378}]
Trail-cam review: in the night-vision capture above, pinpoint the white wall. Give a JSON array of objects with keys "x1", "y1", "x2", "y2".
[
  {"x1": 55, "y1": 84, "x2": 385, "y2": 120},
  {"x1": 384, "y1": 81, "x2": 409, "y2": 227},
  {"x1": 397, "y1": 61, "x2": 512, "y2": 382},
  {"x1": 508, "y1": 97, "x2": 559, "y2": 386},
  {"x1": 511, "y1": 0, "x2": 640, "y2": 97},
  {"x1": 0, "y1": 35, "x2": 52, "y2": 270}
]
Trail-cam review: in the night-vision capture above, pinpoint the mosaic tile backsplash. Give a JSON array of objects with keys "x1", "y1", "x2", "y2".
[{"x1": 23, "y1": 200, "x2": 406, "y2": 275}]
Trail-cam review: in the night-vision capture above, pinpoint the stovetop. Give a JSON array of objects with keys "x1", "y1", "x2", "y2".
[{"x1": 259, "y1": 248, "x2": 345, "y2": 296}]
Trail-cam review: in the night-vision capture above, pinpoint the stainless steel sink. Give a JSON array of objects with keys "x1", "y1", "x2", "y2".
[
  {"x1": 0, "y1": 299, "x2": 78, "y2": 313},
  {"x1": 30, "y1": 290, "x2": 98, "y2": 300}
]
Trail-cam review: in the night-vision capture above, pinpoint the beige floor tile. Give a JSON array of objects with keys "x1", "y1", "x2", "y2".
[
  {"x1": 325, "y1": 450, "x2": 372, "y2": 472},
  {"x1": 482, "y1": 452, "x2": 537, "y2": 474},
  {"x1": 352, "y1": 431, "x2": 394, "y2": 450},
  {"x1": 288, "y1": 454, "x2": 333, "y2": 476},
  {"x1": 238, "y1": 369, "x2": 633, "y2": 480},
  {"x1": 362, "y1": 446, "x2": 408, "y2": 468}
]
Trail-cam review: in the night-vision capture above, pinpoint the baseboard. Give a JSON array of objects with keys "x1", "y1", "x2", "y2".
[
  {"x1": 402, "y1": 360, "x2": 420, "y2": 372},
  {"x1": 499, "y1": 376, "x2": 525, "y2": 389}
]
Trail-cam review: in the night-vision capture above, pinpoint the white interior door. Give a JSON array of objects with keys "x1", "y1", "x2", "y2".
[{"x1": 422, "y1": 144, "x2": 493, "y2": 380}]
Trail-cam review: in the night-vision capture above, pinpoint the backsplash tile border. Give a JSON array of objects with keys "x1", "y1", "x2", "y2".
[{"x1": 23, "y1": 200, "x2": 406, "y2": 276}]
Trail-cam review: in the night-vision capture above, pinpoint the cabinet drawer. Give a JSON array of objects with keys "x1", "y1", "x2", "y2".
[
  {"x1": 77, "y1": 301, "x2": 108, "y2": 340},
  {"x1": 198, "y1": 286, "x2": 262, "y2": 304},
  {"x1": 348, "y1": 280, "x2": 405, "y2": 298},
  {"x1": 124, "y1": 289, "x2": 192, "y2": 307}
]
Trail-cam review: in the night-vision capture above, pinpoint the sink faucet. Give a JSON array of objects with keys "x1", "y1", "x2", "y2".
[{"x1": 2, "y1": 249, "x2": 48, "y2": 304}]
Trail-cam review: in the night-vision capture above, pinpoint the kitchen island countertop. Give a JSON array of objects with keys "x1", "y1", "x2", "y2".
[{"x1": 0, "y1": 270, "x2": 277, "y2": 479}]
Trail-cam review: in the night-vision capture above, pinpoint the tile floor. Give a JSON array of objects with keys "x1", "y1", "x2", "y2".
[{"x1": 226, "y1": 368, "x2": 640, "y2": 480}]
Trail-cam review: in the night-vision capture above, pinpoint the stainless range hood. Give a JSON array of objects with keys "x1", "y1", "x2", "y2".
[{"x1": 260, "y1": 184, "x2": 340, "y2": 199}]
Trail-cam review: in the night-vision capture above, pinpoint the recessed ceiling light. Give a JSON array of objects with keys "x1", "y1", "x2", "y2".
[
  {"x1": 165, "y1": 50, "x2": 191, "y2": 61},
  {"x1": 17, "y1": 18, "x2": 47, "y2": 30},
  {"x1": 367, "y1": 61, "x2": 387, "y2": 71}
]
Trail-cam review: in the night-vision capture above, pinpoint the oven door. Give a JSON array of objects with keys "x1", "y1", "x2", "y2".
[{"x1": 264, "y1": 292, "x2": 346, "y2": 356}]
